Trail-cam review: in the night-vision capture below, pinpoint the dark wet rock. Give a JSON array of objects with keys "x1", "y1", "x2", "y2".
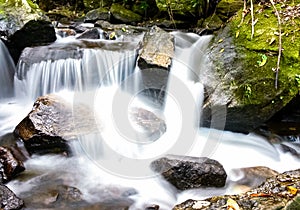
[
  {"x1": 231, "y1": 166, "x2": 279, "y2": 188},
  {"x1": 85, "y1": 7, "x2": 111, "y2": 22},
  {"x1": 0, "y1": 146, "x2": 25, "y2": 183},
  {"x1": 7, "y1": 19, "x2": 56, "y2": 63},
  {"x1": 76, "y1": 28, "x2": 102, "y2": 39},
  {"x1": 129, "y1": 107, "x2": 166, "y2": 142},
  {"x1": 151, "y1": 155, "x2": 227, "y2": 190},
  {"x1": 110, "y1": 3, "x2": 142, "y2": 24},
  {"x1": 138, "y1": 26, "x2": 174, "y2": 70},
  {"x1": 14, "y1": 94, "x2": 97, "y2": 155},
  {"x1": 145, "y1": 204, "x2": 160, "y2": 210},
  {"x1": 0, "y1": 184, "x2": 24, "y2": 209},
  {"x1": 173, "y1": 169, "x2": 300, "y2": 210}
]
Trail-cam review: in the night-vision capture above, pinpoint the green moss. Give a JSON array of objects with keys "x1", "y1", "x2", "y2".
[{"x1": 229, "y1": 1, "x2": 300, "y2": 106}]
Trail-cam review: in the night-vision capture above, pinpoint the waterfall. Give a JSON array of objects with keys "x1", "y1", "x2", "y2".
[
  {"x1": 0, "y1": 40, "x2": 15, "y2": 100},
  {"x1": 14, "y1": 39, "x2": 139, "y2": 100}
]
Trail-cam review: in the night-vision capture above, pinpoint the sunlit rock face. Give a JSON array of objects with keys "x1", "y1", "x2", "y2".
[
  {"x1": 151, "y1": 155, "x2": 227, "y2": 190},
  {"x1": 14, "y1": 94, "x2": 97, "y2": 156}
]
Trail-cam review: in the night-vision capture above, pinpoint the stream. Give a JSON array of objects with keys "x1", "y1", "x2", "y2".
[{"x1": 0, "y1": 29, "x2": 299, "y2": 209}]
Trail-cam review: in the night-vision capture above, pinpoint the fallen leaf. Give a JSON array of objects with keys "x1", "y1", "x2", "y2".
[
  {"x1": 236, "y1": 31, "x2": 240, "y2": 38},
  {"x1": 109, "y1": 32, "x2": 116, "y2": 40},
  {"x1": 287, "y1": 186, "x2": 298, "y2": 195},
  {"x1": 258, "y1": 54, "x2": 267, "y2": 67},
  {"x1": 227, "y1": 198, "x2": 240, "y2": 210},
  {"x1": 218, "y1": 39, "x2": 223, "y2": 43},
  {"x1": 220, "y1": 48, "x2": 225, "y2": 53}
]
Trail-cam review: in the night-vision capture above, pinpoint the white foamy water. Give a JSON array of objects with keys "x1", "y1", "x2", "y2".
[{"x1": 1, "y1": 31, "x2": 299, "y2": 210}]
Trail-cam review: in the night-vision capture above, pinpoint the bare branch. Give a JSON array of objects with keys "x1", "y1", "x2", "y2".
[
  {"x1": 270, "y1": 0, "x2": 282, "y2": 89},
  {"x1": 250, "y1": 0, "x2": 255, "y2": 39}
]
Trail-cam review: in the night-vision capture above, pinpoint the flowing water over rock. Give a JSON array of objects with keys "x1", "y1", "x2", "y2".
[
  {"x1": 0, "y1": 40, "x2": 15, "y2": 100},
  {"x1": 0, "y1": 30, "x2": 299, "y2": 209}
]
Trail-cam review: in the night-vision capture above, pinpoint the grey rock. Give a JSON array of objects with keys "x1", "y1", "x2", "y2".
[
  {"x1": 151, "y1": 155, "x2": 227, "y2": 190},
  {"x1": 0, "y1": 184, "x2": 24, "y2": 210}
]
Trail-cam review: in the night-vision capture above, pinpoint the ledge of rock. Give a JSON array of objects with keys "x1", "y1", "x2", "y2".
[
  {"x1": 151, "y1": 155, "x2": 227, "y2": 190},
  {"x1": 174, "y1": 169, "x2": 300, "y2": 210},
  {"x1": 138, "y1": 26, "x2": 174, "y2": 70}
]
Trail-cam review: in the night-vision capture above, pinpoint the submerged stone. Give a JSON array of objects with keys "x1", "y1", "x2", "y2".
[{"x1": 151, "y1": 155, "x2": 227, "y2": 190}]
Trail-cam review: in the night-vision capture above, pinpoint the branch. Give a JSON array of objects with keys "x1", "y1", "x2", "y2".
[
  {"x1": 270, "y1": 0, "x2": 282, "y2": 89},
  {"x1": 250, "y1": 0, "x2": 255, "y2": 39}
]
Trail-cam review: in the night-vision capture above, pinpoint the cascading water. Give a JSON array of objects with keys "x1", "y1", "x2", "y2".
[
  {"x1": 0, "y1": 40, "x2": 15, "y2": 100},
  {"x1": 0, "y1": 30, "x2": 299, "y2": 210}
]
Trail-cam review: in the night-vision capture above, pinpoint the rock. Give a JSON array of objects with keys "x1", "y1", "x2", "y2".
[
  {"x1": 138, "y1": 26, "x2": 174, "y2": 70},
  {"x1": 0, "y1": 184, "x2": 24, "y2": 209},
  {"x1": 110, "y1": 3, "x2": 142, "y2": 24},
  {"x1": 76, "y1": 28, "x2": 102, "y2": 39},
  {"x1": 129, "y1": 107, "x2": 166, "y2": 142},
  {"x1": 201, "y1": 1, "x2": 300, "y2": 133},
  {"x1": 56, "y1": 28, "x2": 77, "y2": 38},
  {"x1": 151, "y1": 155, "x2": 227, "y2": 190},
  {"x1": 0, "y1": 146, "x2": 25, "y2": 183},
  {"x1": 216, "y1": 0, "x2": 244, "y2": 21},
  {"x1": 7, "y1": 19, "x2": 56, "y2": 63},
  {"x1": 173, "y1": 169, "x2": 300, "y2": 210},
  {"x1": 0, "y1": 0, "x2": 48, "y2": 38},
  {"x1": 85, "y1": 7, "x2": 111, "y2": 22},
  {"x1": 231, "y1": 166, "x2": 279, "y2": 188},
  {"x1": 14, "y1": 94, "x2": 97, "y2": 155}
]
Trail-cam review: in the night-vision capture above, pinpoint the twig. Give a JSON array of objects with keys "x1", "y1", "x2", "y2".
[
  {"x1": 250, "y1": 0, "x2": 255, "y2": 39},
  {"x1": 270, "y1": 0, "x2": 282, "y2": 89},
  {"x1": 238, "y1": 0, "x2": 247, "y2": 27}
]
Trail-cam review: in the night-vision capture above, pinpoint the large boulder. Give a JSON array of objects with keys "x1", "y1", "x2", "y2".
[
  {"x1": 0, "y1": 184, "x2": 24, "y2": 209},
  {"x1": 151, "y1": 155, "x2": 227, "y2": 190},
  {"x1": 7, "y1": 19, "x2": 56, "y2": 63},
  {"x1": 174, "y1": 169, "x2": 300, "y2": 210},
  {"x1": 201, "y1": 1, "x2": 300, "y2": 133},
  {"x1": 14, "y1": 94, "x2": 97, "y2": 155}
]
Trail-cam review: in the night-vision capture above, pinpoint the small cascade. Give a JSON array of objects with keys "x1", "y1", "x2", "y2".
[
  {"x1": 0, "y1": 40, "x2": 15, "y2": 100},
  {"x1": 14, "y1": 39, "x2": 139, "y2": 100}
]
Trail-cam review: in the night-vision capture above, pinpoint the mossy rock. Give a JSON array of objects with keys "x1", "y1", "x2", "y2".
[
  {"x1": 155, "y1": 0, "x2": 218, "y2": 20},
  {"x1": 216, "y1": 0, "x2": 244, "y2": 21},
  {"x1": 110, "y1": 3, "x2": 142, "y2": 24},
  {"x1": 0, "y1": 0, "x2": 47, "y2": 38},
  {"x1": 201, "y1": 0, "x2": 300, "y2": 133}
]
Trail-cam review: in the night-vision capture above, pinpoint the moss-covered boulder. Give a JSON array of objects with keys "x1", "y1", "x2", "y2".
[
  {"x1": 110, "y1": 3, "x2": 143, "y2": 24},
  {"x1": 0, "y1": 0, "x2": 48, "y2": 38},
  {"x1": 201, "y1": 0, "x2": 300, "y2": 133},
  {"x1": 155, "y1": 0, "x2": 219, "y2": 20}
]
